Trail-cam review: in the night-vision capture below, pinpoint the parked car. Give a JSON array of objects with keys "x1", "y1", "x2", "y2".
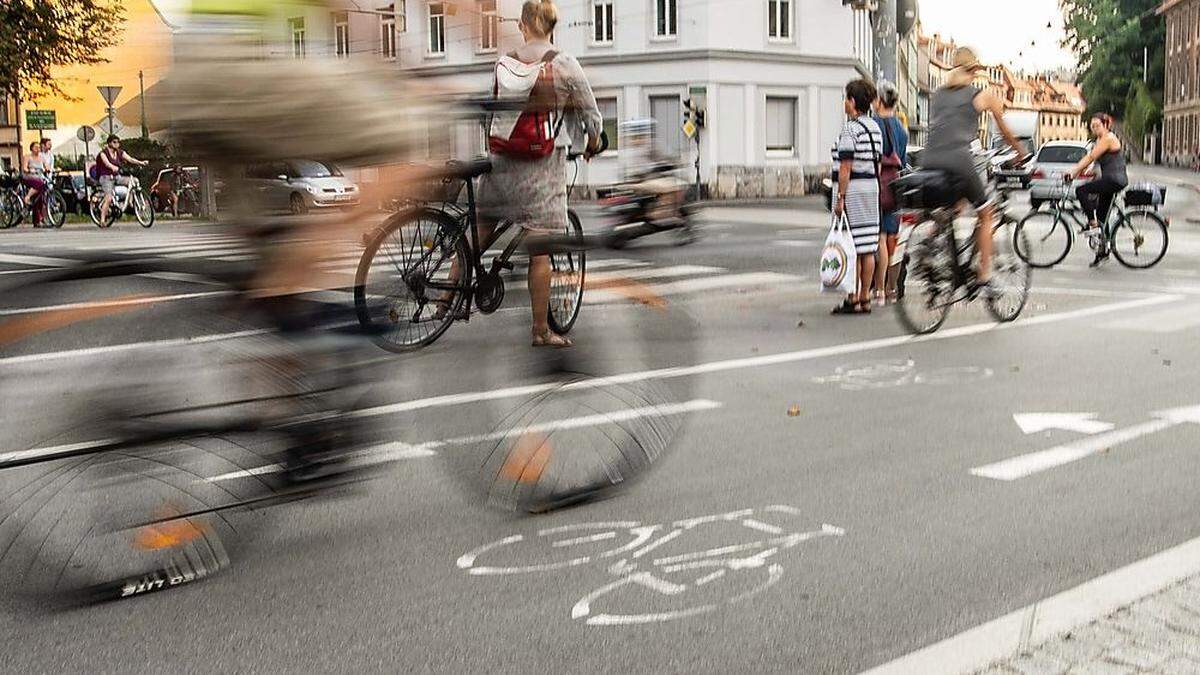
[
  {"x1": 1029, "y1": 141, "x2": 1093, "y2": 210},
  {"x1": 245, "y1": 159, "x2": 360, "y2": 215},
  {"x1": 149, "y1": 166, "x2": 202, "y2": 216},
  {"x1": 54, "y1": 172, "x2": 88, "y2": 215}
]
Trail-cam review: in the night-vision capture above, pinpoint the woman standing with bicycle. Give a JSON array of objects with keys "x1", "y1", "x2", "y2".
[
  {"x1": 479, "y1": 0, "x2": 603, "y2": 347},
  {"x1": 20, "y1": 141, "x2": 47, "y2": 227},
  {"x1": 1067, "y1": 113, "x2": 1127, "y2": 267}
]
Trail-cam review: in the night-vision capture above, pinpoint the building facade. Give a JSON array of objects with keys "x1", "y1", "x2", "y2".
[
  {"x1": 1160, "y1": 0, "x2": 1200, "y2": 166},
  {"x1": 0, "y1": 90, "x2": 20, "y2": 171},
  {"x1": 386, "y1": 0, "x2": 873, "y2": 197}
]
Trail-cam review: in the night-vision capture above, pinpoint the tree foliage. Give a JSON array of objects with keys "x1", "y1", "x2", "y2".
[
  {"x1": 0, "y1": 0, "x2": 125, "y2": 101},
  {"x1": 1061, "y1": 0, "x2": 1164, "y2": 119}
]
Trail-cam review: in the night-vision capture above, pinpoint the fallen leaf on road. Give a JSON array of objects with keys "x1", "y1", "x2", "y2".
[
  {"x1": 1163, "y1": 360, "x2": 1172, "y2": 367},
  {"x1": 787, "y1": 405, "x2": 801, "y2": 417},
  {"x1": 796, "y1": 320, "x2": 806, "y2": 328},
  {"x1": 1009, "y1": 365, "x2": 1020, "y2": 373}
]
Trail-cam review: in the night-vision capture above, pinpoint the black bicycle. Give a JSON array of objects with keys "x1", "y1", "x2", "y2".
[
  {"x1": 893, "y1": 152, "x2": 1032, "y2": 335},
  {"x1": 0, "y1": 171, "x2": 66, "y2": 228},
  {"x1": 355, "y1": 143, "x2": 604, "y2": 352},
  {"x1": 1014, "y1": 180, "x2": 1168, "y2": 269}
]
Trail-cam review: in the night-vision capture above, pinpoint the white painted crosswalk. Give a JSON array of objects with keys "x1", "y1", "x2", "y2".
[{"x1": 1, "y1": 232, "x2": 804, "y2": 307}]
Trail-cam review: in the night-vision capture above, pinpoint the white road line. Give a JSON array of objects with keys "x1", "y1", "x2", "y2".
[
  {"x1": 0, "y1": 328, "x2": 269, "y2": 366},
  {"x1": 353, "y1": 293, "x2": 1182, "y2": 419},
  {"x1": 0, "y1": 253, "x2": 73, "y2": 267},
  {"x1": 1101, "y1": 303, "x2": 1200, "y2": 333},
  {"x1": 0, "y1": 290, "x2": 232, "y2": 317},
  {"x1": 208, "y1": 399, "x2": 720, "y2": 482},
  {"x1": 969, "y1": 419, "x2": 1174, "y2": 481},
  {"x1": 862, "y1": 534, "x2": 1200, "y2": 675},
  {"x1": 0, "y1": 267, "x2": 58, "y2": 276},
  {"x1": 772, "y1": 240, "x2": 818, "y2": 248},
  {"x1": 585, "y1": 272, "x2": 797, "y2": 304}
]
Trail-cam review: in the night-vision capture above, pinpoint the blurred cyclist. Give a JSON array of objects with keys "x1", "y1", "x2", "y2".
[
  {"x1": 921, "y1": 47, "x2": 1026, "y2": 290},
  {"x1": 619, "y1": 119, "x2": 687, "y2": 228}
]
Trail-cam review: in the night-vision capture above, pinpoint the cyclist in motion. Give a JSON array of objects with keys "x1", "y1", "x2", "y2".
[
  {"x1": 1066, "y1": 113, "x2": 1128, "y2": 267},
  {"x1": 920, "y1": 47, "x2": 1027, "y2": 293}
]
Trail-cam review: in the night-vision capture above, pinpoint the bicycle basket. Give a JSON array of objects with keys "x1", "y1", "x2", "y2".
[
  {"x1": 1125, "y1": 183, "x2": 1166, "y2": 207},
  {"x1": 891, "y1": 170, "x2": 959, "y2": 210}
]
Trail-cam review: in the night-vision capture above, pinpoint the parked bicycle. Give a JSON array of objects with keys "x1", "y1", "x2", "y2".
[
  {"x1": 893, "y1": 149, "x2": 1033, "y2": 335},
  {"x1": 1013, "y1": 179, "x2": 1168, "y2": 269},
  {"x1": 355, "y1": 136, "x2": 606, "y2": 352},
  {"x1": 89, "y1": 172, "x2": 155, "y2": 228},
  {"x1": 0, "y1": 170, "x2": 66, "y2": 229}
]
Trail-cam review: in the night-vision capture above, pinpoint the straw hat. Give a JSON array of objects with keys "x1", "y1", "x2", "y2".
[{"x1": 953, "y1": 46, "x2": 985, "y2": 72}]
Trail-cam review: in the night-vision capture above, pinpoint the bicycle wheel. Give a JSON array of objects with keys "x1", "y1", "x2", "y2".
[
  {"x1": 355, "y1": 208, "x2": 470, "y2": 352},
  {"x1": 1110, "y1": 210, "x2": 1168, "y2": 269},
  {"x1": 133, "y1": 189, "x2": 155, "y2": 228},
  {"x1": 45, "y1": 190, "x2": 67, "y2": 228},
  {"x1": 895, "y1": 219, "x2": 953, "y2": 335},
  {"x1": 89, "y1": 195, "x2": 116, "y2": 228},
  {"x1": 1014, "y1": 210, "x2": 1070, "y2": 268},
  {"x1": 986, "y1": 222, "x2": 1031, "y2": 323},
  {"x1": 546, "y1": 209, "x2": 586, "y2": 335},
  {"x1": 0, "y1": 190, "x2": 19, "y2": 229}
]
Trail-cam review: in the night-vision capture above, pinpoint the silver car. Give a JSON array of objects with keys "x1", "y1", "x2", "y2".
[
  {"x1": 1029, "y1": 141, "x2": 1092, "y2": 210},
  {"x1": 247, "y1": 159, "x2": 360, "y2": 214}
]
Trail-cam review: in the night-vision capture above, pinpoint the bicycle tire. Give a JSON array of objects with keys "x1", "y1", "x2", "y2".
[
  {"x1": 45, "y1": 190, "x2": 67, "y2": 228},
  {"x1": 0, "y1": 190, "x2": 19, "y2": 229},
  {"x1": 1110, "y1": 210, "x2": 1168, "y2": 269},
  {"x1": 134, "y1": 189, "x2": 155, "y2": 228},
  {"x1": 985, "y1": 222, "x2": 1032, "y2": 323},
  {"x1": 89, "y1": 195, "x2": 117, "y2": 228},
  {"x1": 546, "y1": 209, "x2": 586, "y2": 336},
  {"x1": 1014, "y1": 210, "x2": 1070, "y2": 268},
  {"x1": 355, "y1": 208, "x2": 470, "y2": 352},
  {"x1": 894, "y1": 219, "x2": 952, "y2": 335}
]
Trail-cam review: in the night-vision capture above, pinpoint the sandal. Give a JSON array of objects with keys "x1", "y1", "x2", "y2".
[
  {"x1": 831, "y1": 300, "x2": 858, "y2": 315},
  {"x1": 857, "y1": 300, "x2": 872, "y2": 314},
  {"x1": 532, "y1": 330, "x2": 573, "y2": 348}
]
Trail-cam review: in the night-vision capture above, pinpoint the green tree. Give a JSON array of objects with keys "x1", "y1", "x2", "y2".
[
  {"x1": 1061, "y1": 0, "x2": 1164, "y2": 118},
  {"x1": 119, "y1": 137, "x2": 175, "y2": 185},
  {"x1": 0, "y1": 0, "x2": 125, "y2": 101}
]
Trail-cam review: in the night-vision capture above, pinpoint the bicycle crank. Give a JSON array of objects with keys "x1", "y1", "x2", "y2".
[{"x1": 475, "y1": 271, "x2": 505, "y2": 314}]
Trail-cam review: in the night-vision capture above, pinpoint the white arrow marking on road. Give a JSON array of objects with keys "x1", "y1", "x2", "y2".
[
  {"x1": 1012, "y1": 413, "x2": 1115, "y2": 435},
  {"x1": 972, "y1": 405, "x2": 1200, "y2": 481}
]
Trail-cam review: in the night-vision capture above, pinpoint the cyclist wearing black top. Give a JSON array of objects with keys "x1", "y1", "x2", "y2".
[{"x1": 1067, "y1": 113, "x2": 1128, "y2": 266}]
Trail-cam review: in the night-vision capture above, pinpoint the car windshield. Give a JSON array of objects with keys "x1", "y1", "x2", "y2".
[
  {"x1": 289, "y1": 160, "x2": 342, "y2": 178},
  {"x1": 71, "y1": 175, "x2": 84, "y2": 189},
  {"x1": 1037, "y1": 146, "x2": 1086, "y2": 164}
]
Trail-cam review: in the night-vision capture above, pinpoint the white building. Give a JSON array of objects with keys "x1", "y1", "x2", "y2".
[{"x1": 221, "y1": 0, "x2": 875, "y2": 197}]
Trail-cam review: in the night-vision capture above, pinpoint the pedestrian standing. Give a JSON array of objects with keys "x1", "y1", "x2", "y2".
[
  {"x1": 831, "y1": 79, "x2": 883, "y2": 315},
  {"x1": 40, "y1": 138, "x2": 55, "y2": 175},
  {"x1": 872, "y1": 82, "x2": 908, "y2": 305}
]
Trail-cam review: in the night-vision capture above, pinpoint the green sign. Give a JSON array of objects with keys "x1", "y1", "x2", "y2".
[{"x1": 25, "y1": 110, "x2": 57, "y2": 131}]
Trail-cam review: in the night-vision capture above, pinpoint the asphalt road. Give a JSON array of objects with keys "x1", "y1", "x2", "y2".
[{"x1": 1, "y1": 166, "x2": 1199, "y2": 673}]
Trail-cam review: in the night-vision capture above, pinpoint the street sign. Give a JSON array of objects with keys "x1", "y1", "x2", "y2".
[
  {"x1": 97, "y1": 85, "x2": 123, "y2": 106},
  {"x1": 25, "y1": 110, "x2": 57, "y2": 130},
  {"x1": 77, "y1": 126, "x2": 96, "y2": 143},
  {"x1": 682, "y1": 118, "x2": 697, "y2": 139}
]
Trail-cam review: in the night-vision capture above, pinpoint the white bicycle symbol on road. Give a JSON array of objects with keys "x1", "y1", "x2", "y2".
[
  {"x1": 811, "y1": 358, "x2": 994, "y2": 391},
  {"x1": 456, "y1": 505, "x2": 844, "y2": 626}
]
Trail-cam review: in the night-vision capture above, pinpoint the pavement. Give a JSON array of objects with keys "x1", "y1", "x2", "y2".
[{"x1": 1, "y1": 166, "x2": 1199, "y2": 673}]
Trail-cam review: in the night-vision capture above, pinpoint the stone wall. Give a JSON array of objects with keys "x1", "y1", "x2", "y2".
[{"x1": 713, "y1": 165, "x2": 828, "y2": 199}]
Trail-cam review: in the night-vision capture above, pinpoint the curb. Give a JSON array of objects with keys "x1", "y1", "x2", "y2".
[{"x1": 861, "y1": 535, "x2": 1200, "y2": 675}]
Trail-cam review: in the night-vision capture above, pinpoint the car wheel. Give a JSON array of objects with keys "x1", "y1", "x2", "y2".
[{"x1": 290, "y1": 193, "x2": 308, "y2": 215}]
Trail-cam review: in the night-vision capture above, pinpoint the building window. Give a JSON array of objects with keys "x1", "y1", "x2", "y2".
[
  {"x1": 380, "y1": 7, "x2": 397, "y2": 58},
  {"x1": 0, "y1": 94, "x2": 9, "y2": 126},
  {"x1": 289, "y1": 17, "x2": 306, "y2": 58},
  {"x1": 333, "y1": 12, "x2": 350, "y2": 58},
  {"x1": 768, "y1": 0, "x2": 791, "y2": 41},
  {"x1": 397, "y1": 0, "x2": 407, "y2": 32},
  {"x1": 478, "y1": 0, "x2": 499, "y2": 52},
  {"x1": 765, "y1": 96, "x2": 796, "y2": 153},
  {"x1": 592, "y1": 0, "x2": 614, "y2": 44},
  {"x1": 654, "y1": 0, "x2": 677, "y2": 38},
  {"x1": 649, "y1": 95, "x2": 682, "y2": 156},
  {"x1": 428, "y1": 2, "x2": 445, "y2": 55},
  {"x1": 597, "y1": 97, "x2": 620, "y2": 150}
]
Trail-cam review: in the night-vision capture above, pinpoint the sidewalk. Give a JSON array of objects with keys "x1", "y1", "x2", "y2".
[{"x1": 978, "y1": 576, "x2": 1200, "y2": 674}]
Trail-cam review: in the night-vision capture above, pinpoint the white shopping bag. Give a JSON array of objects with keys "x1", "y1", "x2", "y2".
[{"x1": 819, "y1": 214, "x2": 857, "y2": 295}]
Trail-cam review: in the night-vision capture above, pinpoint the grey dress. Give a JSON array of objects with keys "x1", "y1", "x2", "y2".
[{"x1": 479, "y1": 41, "x2": 602, "y2": 233}]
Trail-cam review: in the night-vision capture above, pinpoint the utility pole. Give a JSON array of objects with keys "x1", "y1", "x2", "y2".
[
  {"x1": 873, "y1": 0, "x2": 898, "y2": 83},
  {"x1": 139, "y1": 70, "x2": 148, "y2": 138}
]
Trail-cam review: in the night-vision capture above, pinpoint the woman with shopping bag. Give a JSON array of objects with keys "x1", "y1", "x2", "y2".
[{"x1": 828, "y1": 79, "x2": 883, "y2": 315}]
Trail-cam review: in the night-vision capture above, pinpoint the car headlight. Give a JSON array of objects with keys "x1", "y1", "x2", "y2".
[{"x1": 305, "y1": 185, "x2": 318, "y2": 195}]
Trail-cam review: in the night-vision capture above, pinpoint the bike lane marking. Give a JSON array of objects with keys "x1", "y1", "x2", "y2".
[{"x1": 0, "y1": 290, "x2": 232, "y2": 317}]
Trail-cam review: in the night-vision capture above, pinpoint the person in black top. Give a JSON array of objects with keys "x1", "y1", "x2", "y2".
[{"x1": 1067, "y1": 113, "x2": 1128, "y2": 267}]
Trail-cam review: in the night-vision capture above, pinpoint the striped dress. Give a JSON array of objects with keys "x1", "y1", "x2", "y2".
[{"x1": 831, "y1": 116, "x2": 883, "y2": 254}]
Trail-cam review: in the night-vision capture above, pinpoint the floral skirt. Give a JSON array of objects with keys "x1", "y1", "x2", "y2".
[{"x1": 477, "y1": 148, "x2": 567, "y2": 234}]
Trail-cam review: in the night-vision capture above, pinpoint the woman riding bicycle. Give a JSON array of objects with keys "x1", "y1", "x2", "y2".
[
  {"x1": 20, "y1": 141, "x2": 48, "y2": 227},
  {"x1": 96, "y1": 136, "x2": 148, "y2": 224},
  {"x1": 1066, "y1": 113, "x2": 1127, "y2": 267},
  {"x1": 921, "y1": 47, "x2": 1026, "y2": 291},
  {"x1": 476, "y1": 0, "x2": 603, "y2": 347}
]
